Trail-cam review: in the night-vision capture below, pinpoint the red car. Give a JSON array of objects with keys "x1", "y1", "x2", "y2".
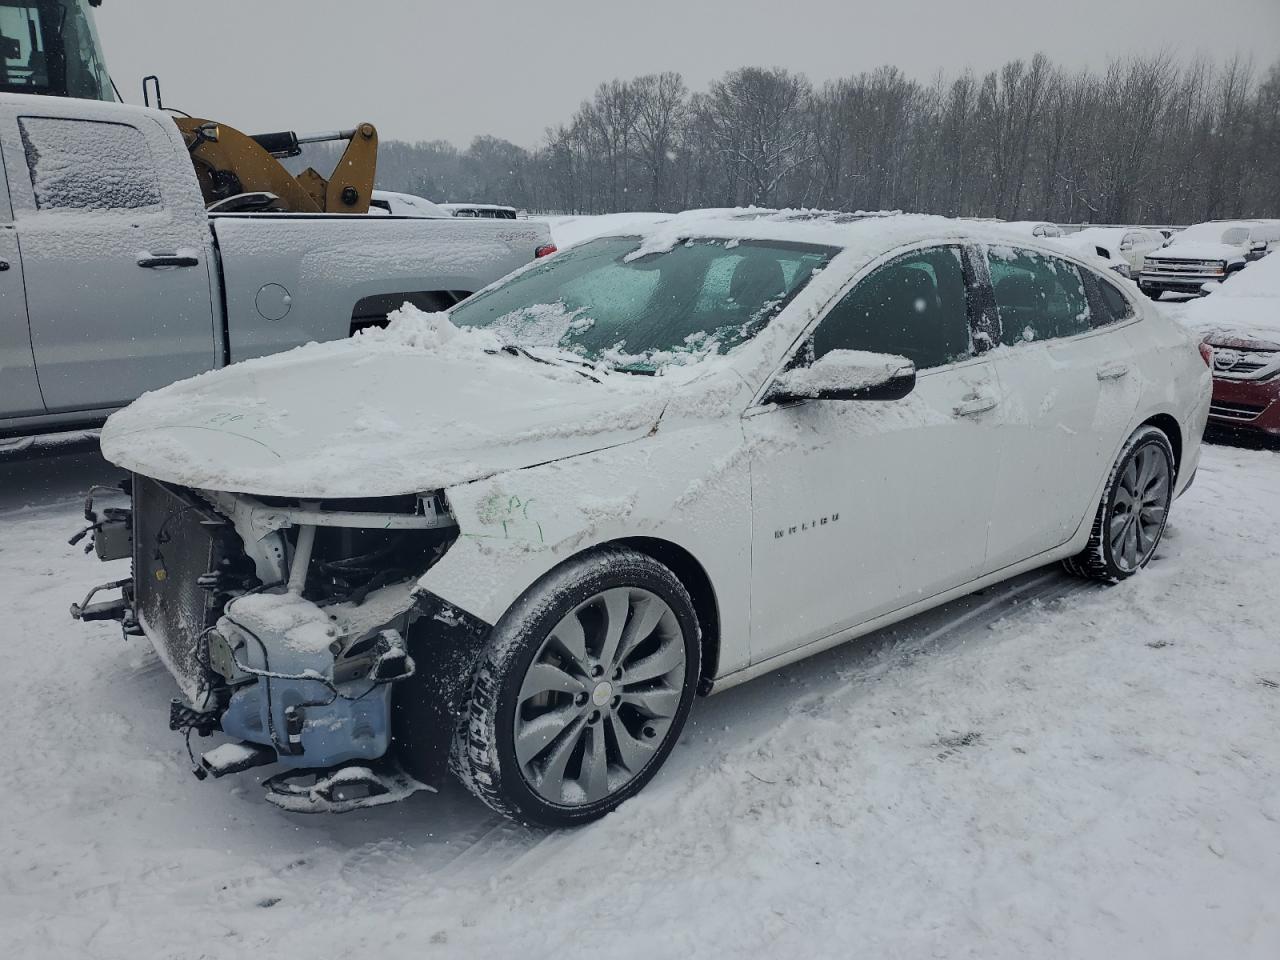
[
  {"x1": 1203, "y1": 333, "x2": 1280, "y2": 438},
  {"x1": 1182, "y1": 254, "x2": 1280, "y2": 441}
]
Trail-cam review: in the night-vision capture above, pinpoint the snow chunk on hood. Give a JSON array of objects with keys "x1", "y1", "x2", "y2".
[
  {"x1": 364, "y1": 306, "x2": 502, "y2": 353},
  {"x1": 101, "y1": 307, "x2": 675, "y2": 498}
]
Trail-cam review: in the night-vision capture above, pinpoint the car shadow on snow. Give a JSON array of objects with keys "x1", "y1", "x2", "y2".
[{"x1": 252, "y1": 564, "x2": 1092, "y2": 875}]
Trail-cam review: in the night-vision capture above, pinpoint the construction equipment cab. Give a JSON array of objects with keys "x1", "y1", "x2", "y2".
[{"x1": 0, "y1": 1, "x2": 113, "y2": 102}]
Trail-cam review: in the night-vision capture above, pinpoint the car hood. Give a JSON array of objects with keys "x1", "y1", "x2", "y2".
[
  {"x1": 101, "y1": 333, "x2": 674, "y2": 499},
  {"x1": 1181, "y1": 294, "x2": 1280, "y2": 350},
  {"x1": 1151, "y1": 242, "x2": 1242, "y2": 262}
]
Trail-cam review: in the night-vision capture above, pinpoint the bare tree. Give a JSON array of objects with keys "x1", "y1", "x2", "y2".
[
  {"x1": 703, "y1": 67, "x2": 815, "y2": 206},
  {"x1": 631, "y1": 72, "x2": 688, "y2": 210}
]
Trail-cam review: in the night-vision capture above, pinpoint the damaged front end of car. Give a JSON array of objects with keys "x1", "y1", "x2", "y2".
[{"x1": 71, "y1": 474, "x2": 479, "y2": 813}]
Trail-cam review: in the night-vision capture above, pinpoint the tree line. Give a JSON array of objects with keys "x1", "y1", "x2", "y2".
[{"x1": 326, "y1": 53, "x2": 1280, "y2": 225}]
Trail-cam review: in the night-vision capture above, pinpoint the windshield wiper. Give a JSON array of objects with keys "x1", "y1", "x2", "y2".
[
  {"x1": 611, "y1": 364, "x2": 657, "y2": 376},
  {"x1": 500, "y1": 344, "x2": 604, "y2": 383}
]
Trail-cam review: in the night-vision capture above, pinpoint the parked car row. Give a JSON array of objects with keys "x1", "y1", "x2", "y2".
[{"x1": 991, "y1": 218, "x2": 1280, "y2": 297}]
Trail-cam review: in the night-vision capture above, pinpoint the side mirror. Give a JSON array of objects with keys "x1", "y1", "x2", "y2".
[{"x1": 767, "y1": 350, "x2": 916, "y2": 404}]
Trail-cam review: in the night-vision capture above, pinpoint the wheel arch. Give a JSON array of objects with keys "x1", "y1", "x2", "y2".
[
  {"x1": 609, "y1": 536, "x2": 721, "y2": 693},
  {"x1": 1139, "y1": 412, "x2": 1183, "y2": 479}
]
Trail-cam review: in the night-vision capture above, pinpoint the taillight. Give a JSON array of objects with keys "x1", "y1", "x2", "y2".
[
  {"x1": 1198, "y1": 342, "x2": 1213, "y2": 367},
  {"x1": 534, "y1": 243, "x2": 557, "y2": 259}
]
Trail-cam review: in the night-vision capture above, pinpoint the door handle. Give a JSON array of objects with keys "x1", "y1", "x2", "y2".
[
  {"x1": 137, "y1": 252, "x2": 199, "y2": 268},
  {"x1": 1096, "y1": 362, "x2": 1130, "y2": 381},
  {"x1": 954, "y1": 395, "x2": 997, "y2": 417},
  {"x1": 0, "y1": 259, "x2": 9, "y2": 271}
]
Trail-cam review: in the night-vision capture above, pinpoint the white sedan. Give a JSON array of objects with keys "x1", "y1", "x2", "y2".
[
  {"x1": 1058, "y1": 226, "x2": 1166, "y2": 277},
  {"x1": 88, "y1": 211, "x2": 1212, "y2": 826}
]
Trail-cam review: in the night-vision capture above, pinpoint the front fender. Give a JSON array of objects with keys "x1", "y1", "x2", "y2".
[{"x1": 417, "y1": 423, "x2": 754, "y2": 677}]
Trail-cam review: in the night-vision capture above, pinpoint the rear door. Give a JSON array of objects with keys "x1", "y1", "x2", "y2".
[
  {"x1": 0, "y1": 134, "x2": 42, "y2": 419},
  {"x1": 981, "y1": 244, "x2": 1142, "y2": 568},
  {"x1": 0, "y1": 98, "x2": 217, "y2": 414}
]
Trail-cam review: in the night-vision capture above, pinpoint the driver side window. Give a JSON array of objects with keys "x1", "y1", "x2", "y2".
[{"x1": 810, "y1": 246, "x2": 973, "y2": 370}]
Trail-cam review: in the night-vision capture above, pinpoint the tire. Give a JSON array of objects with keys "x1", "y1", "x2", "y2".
[
  {"x1": 1063, "y1": 425, "x2": 1175, "y2": 583},
  {"x1": 1141, "y1": 287, "x2": 1162, "y2": 300},
  {"x1": 451, "y1": 548, "x2": 701, "y2": 827}
]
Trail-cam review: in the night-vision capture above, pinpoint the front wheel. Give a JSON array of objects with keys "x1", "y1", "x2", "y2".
[
  {"x1": 452, "y1": 548, "x2": 701, "y2": 826},
  {"x1": 1064, "y1": 426, "x2": 1175, "y2": 583}
]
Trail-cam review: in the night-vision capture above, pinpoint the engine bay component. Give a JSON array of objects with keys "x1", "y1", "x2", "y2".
[
  {"x1": 262, "y1": 760, "x2": 431, "y2": 814},
  {"x1": 200, "y1": 741, "x2": 275, "y2": 779}
]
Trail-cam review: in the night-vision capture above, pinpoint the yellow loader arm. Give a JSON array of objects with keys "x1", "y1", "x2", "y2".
[{"x1": 176, "y1": 118, "x2": 379, "y2": 214}]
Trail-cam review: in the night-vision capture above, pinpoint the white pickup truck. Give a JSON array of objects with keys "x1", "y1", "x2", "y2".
[
  {"x1": 1138, "y1": 219, "x2": 1280, "y2": 299},
  {"x1": 0, "y1": 93, "x2": 553, "y2": 440}
]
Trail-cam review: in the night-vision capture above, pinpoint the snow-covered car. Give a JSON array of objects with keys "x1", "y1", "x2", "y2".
[
  {"x1": 441, "y1": 202, "x2": 519, "y2": 219},
  {"x1": 76, "y1": 211, "x2": 1212, "y2": 826},
  {"x1": 368, "y1": 190, "x2": 451, "y2": 217},
  {"x1": 1001, "y1": 220, "x2": 1063, "y2": 238},
  {"x1": 1138, "y1": 220, "x2": 1280, "y2": 299},
  {"x1": 1058, "y1": 227, "x2": 1165, "y2": 278},
  {"x1": 1178, "y1": 249, "x2": 1280, "y2": 438}
]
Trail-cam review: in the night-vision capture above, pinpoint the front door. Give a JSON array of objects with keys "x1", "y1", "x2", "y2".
[
  {"x1": 0, "y1": 103, "x2": 217, "y2": 414},
  {"x1": 0, "y1": 147, "x2": 41, "y2": 419},
  {"x1": 745, "y1": 244, "x2": 1004, "y2": 665}
]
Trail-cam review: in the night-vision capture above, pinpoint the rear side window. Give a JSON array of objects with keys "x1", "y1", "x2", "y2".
[
  {"x1": 1087, "y1": 274, "x2": 1136, "y2": 327},
  {"x1": 988, "y1": 245, "x2": 1091, "y2": 345},
  {"x1": 19, "y1": 116, "x2": 162, "y2": 211},
  {"x1": 811, "y1": 245, "x2": 972, "y2": 370}
]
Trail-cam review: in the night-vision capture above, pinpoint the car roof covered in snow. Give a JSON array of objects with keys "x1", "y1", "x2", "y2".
[
  {"x1": 1172, "y1": 219, "x2": 1278, "y2": 246},
  {"x1": 587, "y1": 208, "x2": 1062, "y2": 261}
]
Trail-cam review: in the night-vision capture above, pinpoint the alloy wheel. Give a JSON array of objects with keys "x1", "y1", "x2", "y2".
[
  {"x1": 512, "y1": 587, "x2": 686, "y2": 806},
  {"x1": 1109, "y1": 443, "x2": 1171, "y2": 573}
]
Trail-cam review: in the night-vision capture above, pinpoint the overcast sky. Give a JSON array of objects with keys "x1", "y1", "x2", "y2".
[{"x1": 97, "y1": 0, "x2": 1280, "y2": 148}]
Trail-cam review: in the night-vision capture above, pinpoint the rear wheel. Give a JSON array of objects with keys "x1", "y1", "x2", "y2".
[
  {"x1": 1064, "y1": 426, "x2": 1174, "y2": 582},
  {"x1": 451, "y1": 548, "x2": 700, "y2": 826}
]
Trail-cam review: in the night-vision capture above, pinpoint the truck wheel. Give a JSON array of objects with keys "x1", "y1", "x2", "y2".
[
  {"x1": 1063, "y1": 426, "x2": 1174, "y2": 583},
  {"x1": 451, "y1": 548, "x2": 700, "y2": 826}
]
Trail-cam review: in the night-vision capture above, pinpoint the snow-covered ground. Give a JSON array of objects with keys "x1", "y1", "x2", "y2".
[{"x1": 2, "y1": 435, "x2": 1278, "y2": 959}]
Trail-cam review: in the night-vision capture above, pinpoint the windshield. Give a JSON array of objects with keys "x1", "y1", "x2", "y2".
[
  {"x1": 0, "y1": 0, "x2": 113, "y2": 100},
  {"x1": 450, "y1": 235, "x2": 836, "y2": 371}
]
